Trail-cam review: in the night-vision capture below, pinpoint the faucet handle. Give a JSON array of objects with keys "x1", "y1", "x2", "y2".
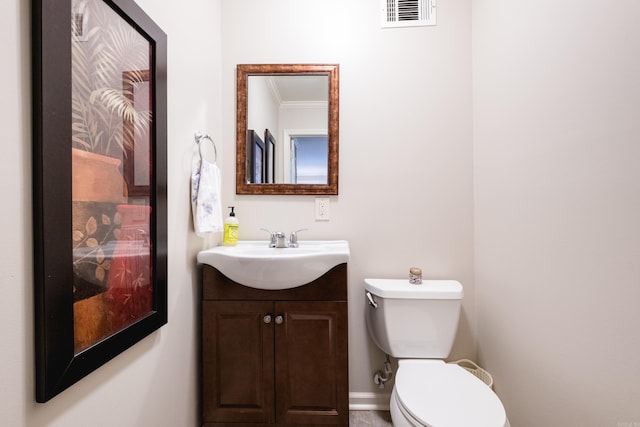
[
  {"x1": 288, "y1": 228, "x2": 308, "y2": 248},
  {"x1": 260, "y1": 228, "x2": 277, "y2": 248}
]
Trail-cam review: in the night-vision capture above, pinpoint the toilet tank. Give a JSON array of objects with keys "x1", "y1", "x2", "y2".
[{"x1": 365, "y1": 278, "x2": 463, "y2": 358}]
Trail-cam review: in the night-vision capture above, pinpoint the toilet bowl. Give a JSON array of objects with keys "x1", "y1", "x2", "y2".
[
  {"x1": 390, "y1": 360, "x2": 509, "y2": 427},
  {"x1": 365, "y1": 278, "x2": 509, "y2": 427}
]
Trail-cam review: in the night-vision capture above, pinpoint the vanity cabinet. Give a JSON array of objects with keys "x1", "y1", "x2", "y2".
[{"x1": 202, "y1": 263, "x2": 349, "y2": 427}]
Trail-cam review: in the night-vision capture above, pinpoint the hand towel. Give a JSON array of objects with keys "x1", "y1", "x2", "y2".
[{"x1": 191, "y1": 155, "x2": 223, "y2": 236}]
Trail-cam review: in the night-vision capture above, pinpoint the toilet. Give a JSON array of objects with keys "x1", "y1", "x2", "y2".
[{"x1": 365, "y1": 278, "x2": 510, "y2": 427}]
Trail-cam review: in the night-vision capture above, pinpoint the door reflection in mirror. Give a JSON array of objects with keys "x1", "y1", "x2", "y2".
[{"x1": 290, "y1": 135, "x2": 328, "y2": 184}]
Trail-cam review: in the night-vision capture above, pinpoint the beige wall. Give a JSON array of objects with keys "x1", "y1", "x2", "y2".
[
  {"x1": 12, "y1": 0, "x2": 639, "y2": 425},
  {"x1": 473, "y1": 0, "x2": 640, "y2": 425}
]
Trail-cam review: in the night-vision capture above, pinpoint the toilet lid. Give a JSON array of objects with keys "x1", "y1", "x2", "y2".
[{"x1": 395, "y1": 361, "x2": 507, "y2": 427}]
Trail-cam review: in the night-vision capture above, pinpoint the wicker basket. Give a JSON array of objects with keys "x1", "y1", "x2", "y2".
[{"x1": 451, "y1": 359, "x2": 494, "y2": 389}]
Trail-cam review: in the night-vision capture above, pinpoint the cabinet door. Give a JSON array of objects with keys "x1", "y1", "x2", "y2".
[
  {"x1": 274, "y1": 301, "x2": 348, "y2": 426},
  {"x1": 203, "y1": 301, "x2": 275, "y2": 424}
]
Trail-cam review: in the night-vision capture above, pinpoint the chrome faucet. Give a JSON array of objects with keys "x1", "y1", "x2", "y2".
[
  {"x1": 260, "y1": 228, "x2": 285, "y2": 248},
  {"x1": 261, "y1": 229, "x2": 288, "y2": 248},
  {"x1": 261, "y1": 228, "x2": 307, "y2": 248}
]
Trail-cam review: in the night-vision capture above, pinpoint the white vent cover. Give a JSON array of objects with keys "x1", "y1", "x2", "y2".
[{"x1": 380, "y1": 0, "x2": 436, "y2": 28}]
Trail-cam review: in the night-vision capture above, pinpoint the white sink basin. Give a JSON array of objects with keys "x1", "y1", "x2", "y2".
[{"x1": 197, "y1": 240, "x2": 350, "y2": 290}]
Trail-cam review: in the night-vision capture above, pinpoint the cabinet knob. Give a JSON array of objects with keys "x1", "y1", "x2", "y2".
[
  {"x1": 263, "y1": 314, "x2": 273, "y2": 324},
  {"x1": 275, "y1": 315, "x2": 284, "y2": 325}
]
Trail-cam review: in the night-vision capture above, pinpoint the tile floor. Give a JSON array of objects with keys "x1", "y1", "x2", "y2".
[{"x1": 349, "y1": 410, "x2": 393, "y2": 426}]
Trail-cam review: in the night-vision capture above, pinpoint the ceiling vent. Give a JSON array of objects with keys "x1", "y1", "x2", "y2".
[{"x1": 380, "y1": 0, "x2": 436, "y2": 28}]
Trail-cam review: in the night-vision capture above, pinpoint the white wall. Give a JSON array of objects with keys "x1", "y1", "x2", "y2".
[
  {"x1": 247, "y1": 76, "x2": 279, "y2": 142},
  {"x1": 220, "y1": 0, "x2": 475, "y2": 405},
  {"x1": 0, "y1": 0, "x2": 222, "y2": 425},
  {"x1": 11, "y1": 0, "x2": 639, "y2": 425},
  {"x1": 473, "y1": 0, "x2": 640, "y2": 425},
  {"x1": 4, "y1": 0, "x2": 634, "y2": 424}
]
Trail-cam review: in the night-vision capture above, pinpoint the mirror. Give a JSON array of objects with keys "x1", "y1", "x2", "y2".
[{"x1": 236, "y1": 64, "x2": 339, "y2": 195}]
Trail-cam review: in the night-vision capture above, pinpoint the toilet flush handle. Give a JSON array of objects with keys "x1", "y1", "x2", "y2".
[{"x1": 366, "y1": 292, "x2": 378, "y2": 308}]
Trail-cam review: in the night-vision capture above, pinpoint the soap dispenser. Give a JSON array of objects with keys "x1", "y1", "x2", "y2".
[{"x1": 223, "y1": 206, "x2": 239, "y2": 246}]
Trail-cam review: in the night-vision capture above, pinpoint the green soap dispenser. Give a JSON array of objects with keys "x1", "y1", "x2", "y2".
[{"x1": 223, "y1": 206, "x2": 239, "y2": 246}]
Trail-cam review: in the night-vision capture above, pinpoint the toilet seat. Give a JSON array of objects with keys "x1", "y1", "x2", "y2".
[{"x1": 393, "y1": 360, "x2": 508, "y2": 427}]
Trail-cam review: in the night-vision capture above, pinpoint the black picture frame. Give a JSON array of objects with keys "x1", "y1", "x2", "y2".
[
  {"x1": 264, "y1": 129, "x2": 276, "y2": 184},
  {"x1": 32, "y1": 0, "x2": 167, "y2": 402},
  {"x1": 247, "y1": 129, "x2": 265, "y2": 184}
]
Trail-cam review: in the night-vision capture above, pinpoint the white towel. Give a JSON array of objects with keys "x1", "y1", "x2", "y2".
[{"x1": 191, "y1": 155, "x2": 223, "y2": 236}]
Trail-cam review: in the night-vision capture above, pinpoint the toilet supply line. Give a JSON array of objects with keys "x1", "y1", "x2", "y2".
[{"x1": 373, "y1": 354, "x2": 394, "y2": 389}]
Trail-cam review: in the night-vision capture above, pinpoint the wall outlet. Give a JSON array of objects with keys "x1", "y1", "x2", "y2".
[{"x1": 315, "y1": 198, "x2": 330, "y2": 221}]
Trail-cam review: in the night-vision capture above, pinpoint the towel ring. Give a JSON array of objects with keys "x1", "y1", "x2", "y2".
[{"x1": 194, "y1": 131, "x2": 217, "y2": 162}]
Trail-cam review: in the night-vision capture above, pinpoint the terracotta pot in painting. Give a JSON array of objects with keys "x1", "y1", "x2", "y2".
[
  {"x1": 73, "y1": 292, "x2": 110, "y2": 353},
  {"x1": 72, "y1": 148, "x2": 128, "y2": 203}
]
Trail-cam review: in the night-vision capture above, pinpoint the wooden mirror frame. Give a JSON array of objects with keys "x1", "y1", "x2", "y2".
[{"x1": 236, "y1": 64, "x2": 339, "y2": 195}]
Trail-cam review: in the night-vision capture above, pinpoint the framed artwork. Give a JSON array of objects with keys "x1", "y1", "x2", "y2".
[
  {"x1": 264, "y1": 129, "x2": 276, "y2": 184},
  {"x1": 32, "y1": 0, "x2": 167, "y2": 402},
  {"x1": 247, "y1": 129, "x2": 265, "y2": 184}
]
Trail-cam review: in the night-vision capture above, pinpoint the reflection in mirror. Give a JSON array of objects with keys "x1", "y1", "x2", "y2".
[
  {"x1": 289, "y1": 135, "x2": 328, "y2": 184},
  {"x1": 247, "y1": 75, "x2": 328, "y2": 185},
  {"x1": 236, "y1": 64, "x2": 339, "y2": 195}
]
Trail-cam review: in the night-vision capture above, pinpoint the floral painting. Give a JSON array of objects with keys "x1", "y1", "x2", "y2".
[
  {"x1": 33, "y1": 0, "x2": 167, "y2": 402},
  {"x1": 70, "y1": 0, "x2": 154, "y2": 353}
]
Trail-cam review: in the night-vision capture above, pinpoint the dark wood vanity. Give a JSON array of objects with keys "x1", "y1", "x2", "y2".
[{"x1": 201, "y1": 263, "x2": 349, "y2": 427}]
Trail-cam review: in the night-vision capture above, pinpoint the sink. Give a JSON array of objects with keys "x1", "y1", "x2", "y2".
[{"x1": 197, "y1": 240, "x2": 350, "y2": 290}]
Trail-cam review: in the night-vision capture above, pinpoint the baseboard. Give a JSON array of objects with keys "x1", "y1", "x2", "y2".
[{"x1": 349, "y1": 392, "x2": 391, "y2": 411}]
